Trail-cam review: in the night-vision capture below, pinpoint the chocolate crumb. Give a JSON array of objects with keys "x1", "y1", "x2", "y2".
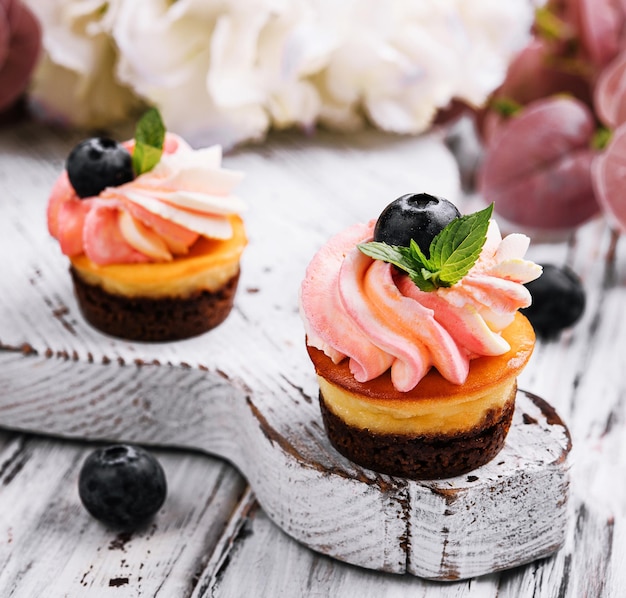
[{"x1": 109, "y1": 531, "x2": 133, "y2": 552}]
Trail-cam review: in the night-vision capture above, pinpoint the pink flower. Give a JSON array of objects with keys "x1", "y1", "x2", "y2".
[{"x1": 0, "y1": 0, "x2": 41, "y2": 113}]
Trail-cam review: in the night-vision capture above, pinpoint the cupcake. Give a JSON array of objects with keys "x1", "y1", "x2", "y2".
[
  {"x1": 47, "y1": 109, "x2": 247, "y2": 341},
  {"x1": 300, "y1": 193, "x2": 542, "y2": 479}
]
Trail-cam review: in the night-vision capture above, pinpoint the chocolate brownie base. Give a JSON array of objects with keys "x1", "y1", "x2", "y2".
[
  {"x1": 319, "y1": 385, "x2": 516, "y2": 480},
  {"x1": 71, "y1": 267, "x2": 240, "y2": 342}
]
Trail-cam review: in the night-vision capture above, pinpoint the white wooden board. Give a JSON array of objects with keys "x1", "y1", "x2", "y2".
[{"x1": 0, "y1": 122, "x2": 571, "y2": 581}]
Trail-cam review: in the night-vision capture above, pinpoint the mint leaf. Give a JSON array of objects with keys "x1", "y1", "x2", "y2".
[
  {"x1": 357, "y1": 242, "x2": 414, "y2": 271},
  {"x1": 357, "y1": 241, "x2": 437, "y2": 292},
  {"x1": 357, "y1": 203, "x2": 493, "y2": 292},
  {"x1": 132, "y1": 107, "x2": 166, "y2": 175},
  {"x1": 428, "y1": 203, "x2": 493, "y2": 286}
]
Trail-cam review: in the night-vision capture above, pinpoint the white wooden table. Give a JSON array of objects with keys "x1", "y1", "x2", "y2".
[{"x1": 0, "y1": 117, "x2": 624, "y2": 597}]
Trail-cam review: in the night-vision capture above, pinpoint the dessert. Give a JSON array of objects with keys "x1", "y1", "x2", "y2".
[
  {"x1": 47, "y1": 109, "x2": 247, "y2": 341},
  {"x1": 300, "y1": 193, "x2": 542, "y2": 479}
]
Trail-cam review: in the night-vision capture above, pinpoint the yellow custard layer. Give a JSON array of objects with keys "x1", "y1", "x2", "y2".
[
  {"x1": 318, "y1": 375, "x2": 516, "y2": 435},
  {"x1": 71, "y1": 216, "x2": 247, "y2": 299},
  {"x1": 308, "y1": 313, "x2": 534, "y2": 435}
]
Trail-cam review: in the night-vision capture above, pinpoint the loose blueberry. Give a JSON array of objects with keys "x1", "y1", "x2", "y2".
[
  {"x1": 66, "y1": 137, "x2": 134, "y2": 198},
  {"x1": 78, "y1": 444, "x2": 167, "y2": 529},
  {"x1": 521, "y1": 264, "x2": 586, "y2": 339},
  {"x1": 373, "y1": 193, "x2": 461, "y2": 254}
]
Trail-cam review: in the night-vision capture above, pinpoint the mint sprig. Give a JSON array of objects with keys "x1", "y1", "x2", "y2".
[
  {"x1": 132, "y1": 107, "x2": 166, "y2": 176},
  {"x1": 358, "y1": 203, "x2": 493, "y2": 292}
]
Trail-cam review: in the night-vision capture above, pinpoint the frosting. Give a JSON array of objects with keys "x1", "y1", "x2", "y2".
[
  {"x1": 71, "y1": 218, "x2": 246, "y2": 299},
  {"x1": 300, "y1": 218, "x2": 541, "y2": 392},
  {"x1": 48, "y1": 134, "x2": 246, "y2": 266}
]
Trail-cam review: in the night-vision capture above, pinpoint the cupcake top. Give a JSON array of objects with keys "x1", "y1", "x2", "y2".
[
  {"x1": 299, "y1": 193, "x2": 542, "y2": 392},
  {"x1": 47, "y1": 109, "x2": 246, "y2": 266}
]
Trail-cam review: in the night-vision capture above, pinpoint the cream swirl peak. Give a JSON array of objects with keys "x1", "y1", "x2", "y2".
[
  {"x1": 120, "y1": 138, "x2": 246, "y2": 221},
  {"x1": 299, "y1": 217, "x2": 541, "y2": 392},
  {"x1": 48, "y1": 133, "x2": 246, "y2": 266}
]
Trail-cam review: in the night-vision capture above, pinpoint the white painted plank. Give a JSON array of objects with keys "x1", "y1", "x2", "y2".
[
  {"x1": 0, "y1": 433, "x2": 246, "y2": 597},
  {"x1": 0, "y1": 351, "x2": 571, "y2": 580},
  {"x1": 0, "y1": 120, "x2": 623, "y2": 594}
]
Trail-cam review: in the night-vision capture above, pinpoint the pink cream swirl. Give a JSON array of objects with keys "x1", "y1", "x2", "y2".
[
  {"x1": 47, "y1": 133, "x2": 245, "y2": 266},
  {"x1": 299, "y1": 219, "x2": 542, "y2": 392}
]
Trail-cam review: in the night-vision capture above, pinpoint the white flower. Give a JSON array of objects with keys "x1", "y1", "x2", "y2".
[
  {"x1": 317, "y1": 0, "x2": 535, "y2": 134},
  {"x1": 453, "y1": 0, "x2": 537, "y2": 106},
  {"x1": 23, "y1": 0, "x2": 142, "y2": 129},
  {"x1": 26, "y1": 0, "x2": 535, "y2": 145},
  {"x1": 111, "y1": 0, "x2": 337, "y2": 147},
  {"x1": 110, "y1": 0, "x2": 269, "y2": 147}
]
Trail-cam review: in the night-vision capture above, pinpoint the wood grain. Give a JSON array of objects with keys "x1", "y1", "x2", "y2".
[
  {"x1": 0, "y1": 120, "x2": 623, "y2": 595},
  {"x1": 0, "y1": 432, "x2": 247, "y2": 596}
]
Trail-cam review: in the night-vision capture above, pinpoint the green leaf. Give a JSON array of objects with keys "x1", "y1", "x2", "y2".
[
  {"x1": 132, "y1": 107, "x2": 166, "y2": 175},
  {"x1": 534, "y1": 6, "x2": 570, "y2": 42},
  {"x1": 357, "y1": 241, "x2": 409, "y2": 269},
  {"x1": 357, "y1": 242, "x2": 436, "y2": 291},
  {"x1": 357, "y1": 203, "x2": 493, "y2": 292},
  {"x1": 592, "y1": 126, "x2": 612, "y2": 151},
  {"x1": 428, "y1": 203, "x2": 493, "y2": 286},
  {"x1": 491, "y1": 97, "x2": 522, "y2": 118}
]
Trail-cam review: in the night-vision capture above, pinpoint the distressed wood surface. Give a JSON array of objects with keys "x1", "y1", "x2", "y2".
[{"x1": 0, "y1": 120, "x2": 624, "y2": 596}]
